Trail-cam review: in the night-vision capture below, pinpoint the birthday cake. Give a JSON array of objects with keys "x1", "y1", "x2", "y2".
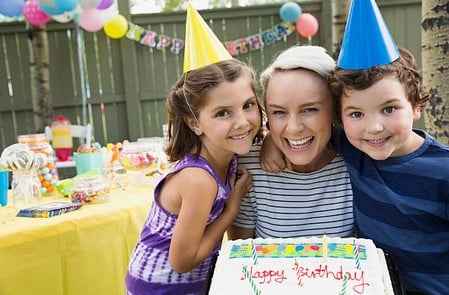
[{"x1": 208, "y1": 237, "x2": 394, "y2": 294}]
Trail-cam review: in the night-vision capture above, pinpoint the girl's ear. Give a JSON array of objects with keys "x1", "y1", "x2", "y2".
[{"x1": 184, "y1": 116, "x2": 203, "y2": 136}]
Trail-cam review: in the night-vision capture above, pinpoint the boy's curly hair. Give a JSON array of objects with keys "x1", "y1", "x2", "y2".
[{"x1": 330, "y1": 47, "x2": 429, "y2": 123}]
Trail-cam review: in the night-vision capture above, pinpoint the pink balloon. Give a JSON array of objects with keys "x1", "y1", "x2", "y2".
[
  {"x1": 296, "y1": 13, "x2": 319, "y2": 38},
  {"x1": 78, "y1": 9, "x2": 105, "y2": 32},
  {"x1": 23, "y1": 0, "x2": 51, "y2": 27}
]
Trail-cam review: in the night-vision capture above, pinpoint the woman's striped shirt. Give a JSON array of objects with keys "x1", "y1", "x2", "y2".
[{"x1": 233, "y1": 144, "x2": 354, "y2": 238}]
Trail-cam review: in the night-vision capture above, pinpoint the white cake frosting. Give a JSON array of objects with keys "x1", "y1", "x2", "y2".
[{"x1": 209, "y1": 237, "x2": 394, "y2": 294}]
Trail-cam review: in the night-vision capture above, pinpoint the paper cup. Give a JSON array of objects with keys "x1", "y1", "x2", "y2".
[
  {"x1": 0, "y1": 170, "x2": 10, "y2": 206},
  {"x1": 74, "y1": 152, "x2": 103, "y2": 175}
]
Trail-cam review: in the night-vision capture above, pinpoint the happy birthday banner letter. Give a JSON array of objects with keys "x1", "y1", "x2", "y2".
[
  {"x1": 126, "y1": 23, "x2": 185, "y2": 54},
  {"x1": 225, "y1": 22, "x2": 295, "y2": 56},
  {"x1": 125, "y1": 22, "x2": 295, "y2": 56}
]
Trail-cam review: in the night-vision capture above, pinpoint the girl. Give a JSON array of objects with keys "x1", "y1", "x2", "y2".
[{"x1": 126, "y1": 59, "x2": 263, "y2": 295}]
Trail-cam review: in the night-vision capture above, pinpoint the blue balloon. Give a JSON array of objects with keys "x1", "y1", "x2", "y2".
[
  {"x1": 0, "y1": 0, "x2": 25, "y2": 17},
  {"x1": 279, "y1": 2, "x2": 302, "y2": 23},
  {"x1": 39, "y1": 2, "x2": 63, "y2": 16},
  {"x1": 54, "y1": 0, "x2": 79, "y2": 12}
]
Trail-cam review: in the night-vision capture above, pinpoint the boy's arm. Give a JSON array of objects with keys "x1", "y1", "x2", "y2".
[{"x1": 260, "y1": 132, "x2": 289, "y2": 172}]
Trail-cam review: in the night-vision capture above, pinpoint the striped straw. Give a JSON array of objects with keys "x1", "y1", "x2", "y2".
[
  {"x1": 251, "y1": 240, "x2": 258, "y2": 265},
  {"x1": 243, "y1": 265, "x2": 261, "y2": 295},
  {"x1": 340, "y1": 274, "x2": 348, "y2": 295},
  {"x1": 353, "y1": 239, "x2": 361, "y2": 270}
]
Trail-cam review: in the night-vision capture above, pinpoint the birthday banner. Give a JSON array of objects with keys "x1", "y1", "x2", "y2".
[
  {"x1": 125, "y1": 21, "x2": 296, "y2": 56},
  {"x1": 2, "y1": 1, "x2": 315, "y2": 57}
]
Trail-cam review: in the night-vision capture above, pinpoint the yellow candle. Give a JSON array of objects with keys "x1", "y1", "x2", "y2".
[{"x1": 322, "y1": 234, "x2": 328, "y2": 263}]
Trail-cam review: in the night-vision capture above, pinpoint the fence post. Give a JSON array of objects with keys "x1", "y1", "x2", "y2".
[
  {"x1": 320, "y1": 0, "x2": 333, "y2": 55},
  {"x1": 117, "y1": 0, "x2": 143, "y2": 141}
]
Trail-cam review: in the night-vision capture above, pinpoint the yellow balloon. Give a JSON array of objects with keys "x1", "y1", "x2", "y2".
[{"x1": 104, "y1": 14, "x2": 128, "y2": 39}]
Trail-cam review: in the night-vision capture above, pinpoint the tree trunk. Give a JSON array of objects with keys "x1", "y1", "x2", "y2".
[
  {"x1": 331, "y1": 0, "x2": 350, "y2": 59},
  {"x1": 422, "y1": 0, "x2": 449, "y2": 144},
  {"x1": 27, "y1": 25, "x2": 52, "y2": 133}
]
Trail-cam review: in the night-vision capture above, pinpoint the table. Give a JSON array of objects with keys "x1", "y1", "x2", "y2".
[{"x1": 0, "y1": 173, "x2": 156, "y2": 295}]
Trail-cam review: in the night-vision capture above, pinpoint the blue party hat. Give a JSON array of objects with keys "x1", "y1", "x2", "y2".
[{"x1": 337, "y1": 0, "x2": 400, "y2": 70}]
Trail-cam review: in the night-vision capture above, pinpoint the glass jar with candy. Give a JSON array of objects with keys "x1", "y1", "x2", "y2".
[
  {"x1": 18, "y1": 133, "x2": 58, "y2": 195},
  {"x1": 69, "y1": 174, "x2": 110, "y2": 204}
]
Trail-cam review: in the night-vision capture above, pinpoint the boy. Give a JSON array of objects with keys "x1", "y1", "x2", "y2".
[{"x1": 330, "y1": 45, "x2": 449, "y2": 295}]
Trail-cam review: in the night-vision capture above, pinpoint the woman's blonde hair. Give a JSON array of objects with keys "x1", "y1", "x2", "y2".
[{"x1": 260, "y1": 45, "x2": 336, "y2": 95}]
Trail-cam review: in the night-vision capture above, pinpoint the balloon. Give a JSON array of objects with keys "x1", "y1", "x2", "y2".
[
  {"x1": 54, "y1": 0, "x2": 78, "y2": 12},
  {"x1": 0, "y1": 0, "x2": 24, "y2": 17},
  {"x1": 103, "y1": 14, "x2": 128, "y2": 39},
  {"x1": 279, "y1": 2, "x2": 302, "y2": 23},
  {"x1": 102, "y1": 4, "x2": 118, "y2": 22},
  {"x1": 78, "y1": 8, "x2": 105, "y2": 32},
  {"x1": 97, "y1": 0, "x2": 114, "y2": 10},
  {"x1": 296, "y1": 13, "x2": 319, "y2": 38},
  {"x1": 39, "y1": 2, "x2": 63, "y2": 15},
  {"x1": 24, "y1": 0, "x2": 51, "y2": 26},
  {"x1": 79, "y1": 0, "x2": 101, "y2": 10},
  {"x1": 38, "y1": 0, "x2": 55, "y2": 7},
  {"x1": 53, "y1": 12, "x2": 75, "y2": 23},
  {"x1": 71, "y1": 4, "x2": 82, "y2": 23}
]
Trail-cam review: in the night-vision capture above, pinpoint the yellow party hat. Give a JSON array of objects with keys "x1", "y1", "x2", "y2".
[{"x1": 183, "y1": 3, "x2": 232, "y2": 73}]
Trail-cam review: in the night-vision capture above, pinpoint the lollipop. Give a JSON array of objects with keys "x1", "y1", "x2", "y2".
[
  {"x1": 0, "y1": 144, "x2": 38, "y2": 171},
  {"x1": 0, "y1": 143, "x2": 45, "y2": 207}
]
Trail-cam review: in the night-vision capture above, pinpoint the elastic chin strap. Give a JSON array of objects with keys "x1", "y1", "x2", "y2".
[{"x1": 182, "y1": 73, "x2": 200, "y2": 124}]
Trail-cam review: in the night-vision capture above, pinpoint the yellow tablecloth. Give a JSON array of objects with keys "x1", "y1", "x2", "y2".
[{"x1": 0, "y1": 176, "x2": 154, "y2": 295}]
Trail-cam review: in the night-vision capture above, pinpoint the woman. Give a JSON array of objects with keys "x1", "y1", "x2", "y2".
[{"x1": 228, "y1": 45, "x2": 354, "y2": 240}]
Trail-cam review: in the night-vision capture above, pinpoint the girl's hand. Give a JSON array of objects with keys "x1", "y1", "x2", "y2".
[
  {"x1": 260, "y1": 132, "x2": 289, "y2": 172},
  {"x1": 226, "y1": 166, "x2": 252, "y2": 215}
]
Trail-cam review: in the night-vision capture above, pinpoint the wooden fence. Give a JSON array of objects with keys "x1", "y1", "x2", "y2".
[{"x1": 0, "y1": 0, "x2": 421, "y2": 150}]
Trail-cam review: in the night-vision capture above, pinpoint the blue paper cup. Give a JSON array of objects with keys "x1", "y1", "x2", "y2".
[
  {"x1": 0, "y1": 170, "x2": 9, "y2": 206},
  {"x1": 74, "y1": 152, "x2": 103, "y2": 175}
]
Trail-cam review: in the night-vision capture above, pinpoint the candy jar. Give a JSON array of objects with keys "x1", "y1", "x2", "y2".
[
  {"x1": 18, "y1": 133, "x2": 58, "y2": 195},
  {"x1": 51, "y1": 115, "x2": 73, "y2": 161},
  {"x1": 11, "y1": 169, "x2": 42, "y2": 208},
  {"x1": 0, "y1": 143, "x2": 47, "y2": 208},
  {"x1": 119, "y1": 141, "x2": 167, "y2": 188},
  {"x1": 69, "y1": 175, "x2": 110, "y2": 204},
  {"x1": 119, "y1": 141, "x2": 165, "y2": 172}
]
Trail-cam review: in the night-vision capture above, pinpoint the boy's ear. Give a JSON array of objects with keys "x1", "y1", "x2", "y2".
[
  {"x1": 184, "y1": 116, "x2": 203, "y2": 136},
  {"x1": 412, "y1": 106, "x2": 422, "y2": 122}
]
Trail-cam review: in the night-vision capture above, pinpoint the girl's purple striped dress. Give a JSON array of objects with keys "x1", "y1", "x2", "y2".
[{"x1": 126, "y1": 154, "x2": 237, "y2": 295}]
